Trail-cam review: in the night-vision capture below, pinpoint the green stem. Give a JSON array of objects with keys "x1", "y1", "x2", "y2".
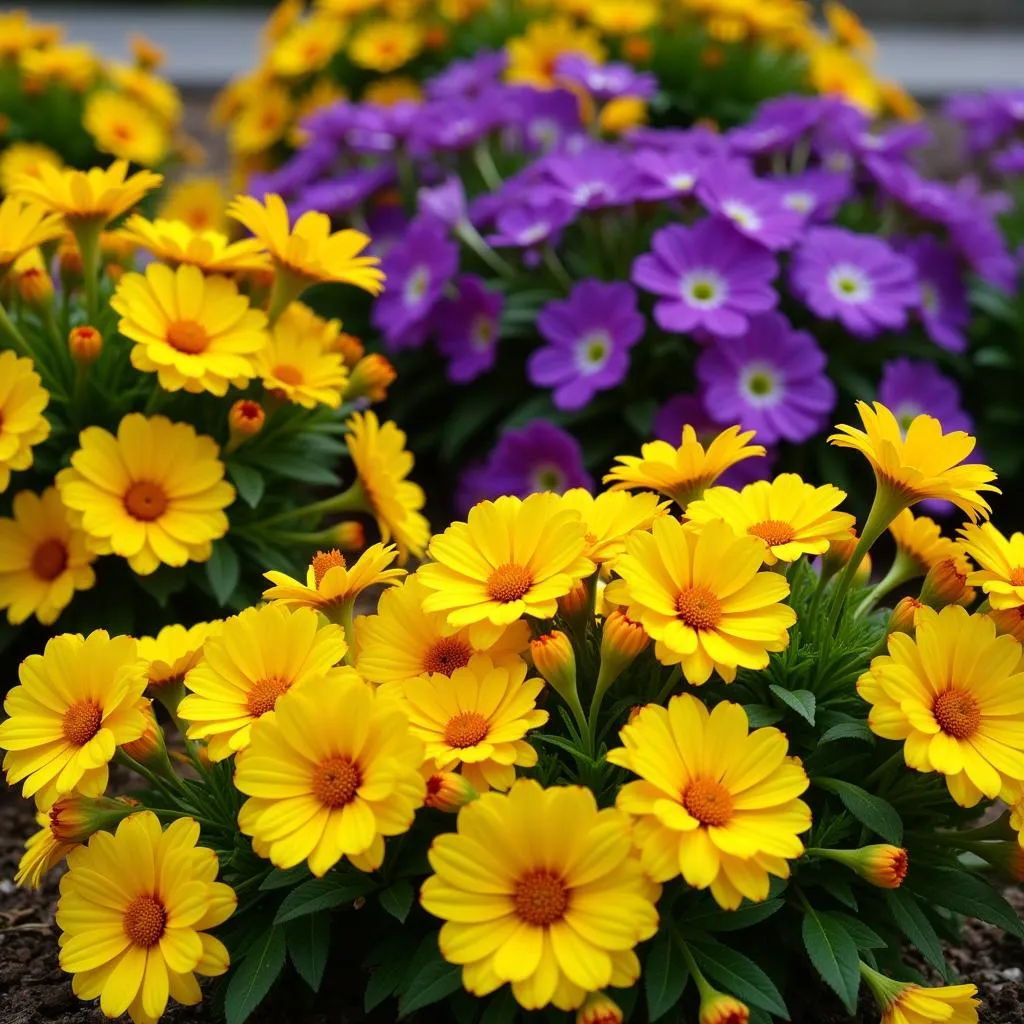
[
  {"x1": 0, "y1": 299, "x2": 33, "y2": 359},
  {"x1": 456, "y1": 221, "x2": 518, "y2": 280},
  {"x1": 473, "y1": 141, "x2": 504, "y2": 191},
  {"x1": 857, "y1": 550, "x2": 917, "y2": 618},
  {"x1": 653, "y1": 665, "x2": 682, "y2": 706},
  {"x1": 74, "y1": 222, "x2": 103, "y2": 327},
  {"x1": 543, "y1": 246, "x2": 574, "y2": 292},
  {"x1": 675, "y1": 933, "x2": 714, "y2": 1000},
  {"x1": 255, "y1": 479, "x2": 364, "y2": 530}
]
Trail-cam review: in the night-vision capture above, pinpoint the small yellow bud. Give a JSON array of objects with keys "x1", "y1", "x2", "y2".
[
  {"x1": 228, "y1": 399, "x2": 266, "y2": 439},
  {"x1": 345, "y1": 353, "x2": 396, "y2": 404},
  {"x1": 424, "y1": 771, "x2": 477, "y2": 812},
  {"x1": 49, "y1": 795, "x2": 136, "y2": 845},
  {"x1": 601, "y1": 610, "x2": 650, "y2": 675},
  {"x1": 920, "y1": 554, "x2": 975, "y2": 609},
  {"x1": 57, "y1": 235, "x2": 82, "y2": 281},
  {"x1": 68, "y1": 325, "x2": 102, "y2": 363},
  {"x1": 333, "y1": 331, "x2": 365, "y2": 369},
  {"x1": 699, "y1": 990, "x2": 750, "y2": 1024},
  {"x1": 989, "y1": 605, "x2": 1024, "y2": 642},
  {"x1": 332, "y1": 521, "x2": 366, "y2": 552},
  {"x1": 888, "y1": 595, "x2": 924, "y2": 636},
  {"x1": 577, "y1": 992, "x2": 623, "y2": 1024},
  {"x1": 130, "y1": 33, "x2": 165, "y2": 70},
  {"x1": 622, "y1": 35, "x2": 652, "y2": 63},
  {"x1": 120, "y1": 699, "x2": 168, "y2": 770},
  {"x1": 17, "y1": 266, "x2": 53, "y2": 309},
  {"x1": 818, "y1": 845, "x2": 908, "y2": 889},
  {"x1": 529, "y1": 630, "x2": 580, "y2": 710},
  {"x1": 556, "y1": 578, "x2": 591, "y2": 624}
]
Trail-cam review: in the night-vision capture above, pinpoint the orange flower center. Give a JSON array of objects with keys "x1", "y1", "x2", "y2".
[
  {"x1": 31, "y1": 538, "x2": 67, "y2": 581},
  {"x1": 443, "y1": 710, "x2": 489, "y2": 748},
  {"x1": 932, "y1": 688, "x2": 981, "y2": 739},
  {"x1": 246, "y1": 676, "x2": 291, "y2": 718},
  {"x1": 513, "y1": 869, "x2": 568, "y2": 926},
  {"x1": 886, "y1": 849, "x2": 909, "y2": 886},
  {"x1": 62, "y1": 700, "x2": 102, "y2": 746},
  {"x1": 421, "y1": 636, "x2": 472, "y2": 676},
  {"x1": 166, "y1": 319, "x2": 210, "y2": 354},
  {"x1": 486, "y1": 563, "x2": 532, "y2": 603},
  {"x1": 123, "y1": 894, "x2": 167, "y2": 947},
  {"x1": 1010, "y1": 567, "x2": 1024, "y2": 587},
  {"x1": 312, "y1": 754, "x2": 361, "y2": 808},
  {"x1": 683, "y1": 778, "x2": 734, "y2": 827},
  {"x1": 748, "y1": 519, "x2": 796, "y2": 547},
  {"x1": 124, "y1": 481, "x2": 168, "y2": 522},
  {"x1": 112, "y1": 122, "x2": 135, "y2": 142},
  {"x1": 273, "y1": 364, "x2": 304, "y2": 386},
  {"x1": 674, "y1": 586, "x2": 722, "y2": 631},
  {"x1": 311, "y1": 549, "x2": 347, "y2": 588}
]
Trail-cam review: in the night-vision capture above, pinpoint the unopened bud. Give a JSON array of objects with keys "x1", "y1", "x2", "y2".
[
  {"x1": 817, "y1": 845, "x2": 908, "y2": 889},
  {"x1": 333, "y1": 331, "x2": 365, "y2": 368},
  {"x1": 130, "y1": 33, "x2": 165, "y2": 70},
  {"x1": 57, "y1": 236, "x2": 82, "y2": 281},
  {"x1": 622, "y1": 35, "x2": 652, "y2": 62},
  {"x1": 17, "y1": 266, "x2": 53, "y2": 309},
  {"x1": 332, "y1": 521, "x2": 365, "y2": 552},
  {"x1": 424, "y1": 771, "x2": 477, "y2": 812},
  {"x1": 68, "y1": 325, "x2": 102, "y2": 363},
  {"x1": 920, "y1": 555, "x2": 974, "y2": 609},
  {"x1": 529, "y1": 630, "x2": 580, "y2": 711},
  {"x1": 989, "y1": 605, "x2": 1024, "y2": 642},
  {"x1": 345, "y1": 353, "x2": 396, "y2": 404},
  {"x1": 49, "y1": 794, "x2": 136, "y2": 844},
  {"x1": 627, "y1": 704, "x2": 644, "y2": 724},
  {"x1": 821, "y1": 528, "x2": 861, "y2": 581},
  {"x1": 228, "y1": 399, "x2": 265, "y2": 441},
  {"x1": 557, "y1": 578, "x2": 592, "y2": 628},
  {"x1": 105, "y1": 262, "x2": 125, "y2": 284},
  {"x1": 120, "y1": 699, "x2": 169, "y2": 771},
  {"x1": 600, "y1": 610, "x2": 650, "y2": 685},
  {"x1": 700, "y1": 990, "x2": 750, "y2": 1024},
  {"x1": 888, "y1": 596, "x2": 924, "y2": 636},
  {"x1": 577, "y1": 992, "x2": 623, "y2": 1024},
  {"x1": 424, "y1": 24, "x2": 449, "y2": 49}
]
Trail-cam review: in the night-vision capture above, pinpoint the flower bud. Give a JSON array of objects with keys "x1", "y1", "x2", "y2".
[
  {"x1": 345, "y1": 353, "x2": 396, "y2": 404},
  {"x1": 920, "y1": 555, "x2": 974, "y2": 609},
  {"x1": 599, "y1": 610, "x2": 650, "y2": 686},
  {"x1": 820, "y1": 528, "x2": 862, "y2": 581},
  {"x1": 577, "y1": 992, "x2": 623, "y2": 1024},
  {"x1": 105, "y1": 262, "x2": 125, "y2": 284},
  {"x1": 228, "y1": 399, "x2": 265, "y2": 440},
  {"x1": 332, "y1": 520, "x2": 365, "y2": 552},
  {"x1": 68, "y1": 325, "x2": 102, "y2": 364},
  {"x1": 530, "y1": 630, "x2": 580, "y2": 710},
  {"x1": 131, "y1": 33, "x2": 165, "y2": 70},
  {"x1": 57, "y1": 235, "x2": 82, "y2": 281},
  {"x1": 557, "y1": 578, "x2": 591, "y2": 626},
  {"x1": 887, "y1": 596, "x2": 924, "y2": 636},
  {"x1": 49, "y1": 795, "x2": 136, "y2": 844},
  {"x1": 622, "y1": 35, "x2": 652, "y2": 62},
  {"x1": 333, "y1": 331, "x2": 365, "y2": 369},
  {"x1": 989, "y1": 605, "x2": 1024, "y2": 642},
  {"x1": 599, "y1": 96, "x2": 647, "y2": 136},
  {"x1": 17, "y1": 266, "x2": 54, "y2": 309},
  {"x1": 424, "y1": 771, "x2": 477, "y2": 812},
  {"x1": 425, "y1": 24, "x2": 449, "y2": 49},
  {"x1": 819, "y1": 845, "x2": 908, "y2": 889},
  {"x1": 627, "y1": 704, "x2": 644, "y2": 724},
  {"x1": 700, "y1": 990, "x2": 750, "y2": 1024},
  {"x1": 120, "y1": 699, "x2": 169, "y2": 770}
]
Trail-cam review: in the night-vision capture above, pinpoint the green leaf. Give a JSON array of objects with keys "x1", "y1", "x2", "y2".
[
  {"x1": 817, "y1": 779, "x2": 903, "y2": 844},
  {"x1": 250, "y1": 453, "x2": 340, "y2": 486},
  {"x1": 689, "y1": 936, "x2": 789, "y2": 1019},
  {"x1": 911, "y1": 867, "x2": 1024, "y2": 938},
  {"x1": 769, "y1": 685, "x2": 816, "y2": 725},
  {"x1": 440, "y1": 389, "x2": 503, "y2": 461},
  {"x1": 644, "y1": 931, "x2": 689, "y2": 1021},
  {"x1": 801, "y1": 910, "x2": 861, "y2": 1013},
  {"x1": 398, "y1": 952, "x2": 463, "y2": 1017},
  {"x1": 274, "y1": 874, "x2": 377, "y2": 924},
  {"x1": 743, "y1": 705, "x2": 784, "y2": 728},
  {"x1": 819, "y1": 722, "x2": 875, "y2": 745},
  {"x1": 364, "y1": 934, "x2": 413, "y2": 1013},
  {"x1": 884, "y1": 890, "x2": 947, "y2": 974},
  {"x1": 480, "y1": 988, "x2": 519, "y2": 1024},
  {"x1": 684, "y1": 898, "x2": 785, "y2": 934},
  {"x1": 828, "y1": 912, "x2": 885, "y2": 950},
  {"x1": 260, "y1": 865, "x2": 311, "y2": 891},
  {"x1": 228, "y1": 462, "x2": 266, "y2": 508},
  {"x1": 206, "y1": 540, "x2": 241, "y2": 606},
  {"x1": 224, "y1": 925, "x2": 287, "y2": 1024},
  {"x1": 379, "y1": 879, "x2": 415, "y2": 923},
  {"x1": 285, "y1": 913, "x2": 330, "y2": 993}
]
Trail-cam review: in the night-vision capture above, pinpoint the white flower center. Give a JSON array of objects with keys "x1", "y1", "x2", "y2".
[
  {"x1": 784, "y1": 191, "x2": 815, "y2": 213},
  {"x1": 471, "y1": 315, "x2": 496, "y2": 352},
  {"x1": 404, "y1": 266, "x2": 431, "y2": 307},
  {"x1": 827, "y1": 263, "x2": 873, "y2": 305},
  {"x1": 532, "y1": 464, "x2": 566, "y2": 492},
  {"x1": 680, "y1": 270, "x2": 727, "y2": 309},
  {"x1": 572, "y1": 182, "x2": 609, "y2": 206},
  {"x1": 575, "y1": 330, "x2": 612, "y2": 374},
  {"x1": 517, "y1": 222, "x2": 550, "y2": 246},
  {"x1": 740, "y1": 361, "x2": 784, "y2": 407},
  {"x1": 530, "y1": 119, "x2": 559, "y2": 150},
  {"x1": 723, "y1": 200, "x2": 762, "y2": 231},
  {"x1": 668, "y1": 172, "x2": 695, "y2": 192}
]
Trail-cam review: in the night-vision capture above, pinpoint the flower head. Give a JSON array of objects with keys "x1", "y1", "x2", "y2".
[
  {"x1": 236, "y1": 674, "x2": 425, "y2": 875},
  {"x1": 346, "y1": 353, "x2": 396, "y2": 403},
  {"x1": 630, "y1": 143, "x2": 705, "y2": 201},
  {"x1": 0, "y1": 352, "x2": 51, "y2": 494},
  {"x1": 905, "y1": 237, "x2": 970, "y2": 353},
  {"x1": 0, "y1": 631, "x2": 147, "y2": 808},
  {"x1": 420, "y1": 779, "x2": 658, "y2": 1011},
  {"x1": 577, "y1": 992, "x2": 625, "y2": 1024},
  {"x1": 121, "y1": 215, "x2": 271, "y2": 275},
  {"x1": 83, "y1": 91, "x2": 169, "y2": 167},
  {"x1": 506, "y1": 17, "x2": 606, "y2": 89},
  {"x1": 607, "y1": 695, "x2": 811, "y2": 909},
  {"x1": 16, "y1": 811, "x2": 79, "y2": 889},
  {"x1": 960, "y1": 522, "x2": 1024, "y2": 610},
  {"x1": 0, "y1": 142, "x2": 62, "y2": 193},
  {"x1": 57, "y1": 812, "x2": 236, "y2": 1024},
  {"x1": 158, "y1": 177, "x2": 228, "y2": 233},
  {"x1": 700, "y1": 991, "x2": 750, "y2": 1024},
  {"x1": 888, "y1": 508, "x2": 963, "y2": 578},
  {"x1": 0, "y1": 196, "x2": 64, "y2": 267},
  {"x1": 349, "y1": 19, "x2": 423, "y2": 72},
  {"x1": 859, "y1": 968, "x2": 980, "y2": 1024},
  {"x1": 436, "y1": 275, "x2": 504, "y2": 383},
  {"x1": 137, "y1": 621, "x2": 221, "y2": 689},
  {"x1": 558, "y1": 488, "x2": 667, "y2": 564},
  {"x1": 487, "y1": 198, "x2": 576, "y2": 252},
  {"x1": 57, "y1": 414, "x2": 235, "y2": 576},
  {"x1": 878, "y1": 357, "x2": 972, "y2": 436}
]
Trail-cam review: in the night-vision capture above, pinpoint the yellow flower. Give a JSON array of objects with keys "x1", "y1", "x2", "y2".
[
  {"x1": 0, "y1": 630, "x2": 147, "y2": 809},
  {"x1": 56, "y1": 414, "x2": 235, "y2": 576},
  {"x1": 824, "y1": 2, "x2": 874, "y2": 53},
  {"x1": 263, "y1": 543, "x2": 406, "y2": 613},
  {"x1": 111, "y1": 263, "x2": 269, "y2": 396},
  {"x1": 879, "y1": 79, "x2": 923, "y2": 122},
  {"x1": 108, "y1": 63, "x2": 183, "y2": 124},
  {"x1": 0, "y1": 141, "x2": 62, "y2": 193},
  {"x1": 558, "y1": 488, "x2": 668, "y2": 564},
  {"x1": 604, "y1": 425, "x2": 766, "y2": 509},
  {"x1": 236, "y1": 673, "x2": 426, "y2": 875},
  {"x1": 270, "y1": 15, "x2": 346, "y2": 76},
  {"x1": 858, "y1": 605, "x2": 1024, "y2": 808},
  {"x1": 179, "y1": 604, "x2": 348, "y2": 761},
  {"x1": 418, "y1": 493, "x2": 594, "y2": 645},
  {"x1": 57, "y1": 812, "x2": 236, "y2": 1024},
  {"x1": 16, "y1": 811, "x2": 78, "y2": 889},
  {"x1": 599, "y1": 96, "x2": 648, "y2": 135},
  {"x1": 83, "y1": 91, "x2": 169, "y2": 167},
  {"x1": 345, "y1": 410, "x2": 430, "y2": 563},
  {"x1": 420, "y1": 779, "x2": 659, "y2": 1011},
  {"x1": 829, "y1": 402, "x2": 998, "y2": 523},
  {"x1": 959, "y1": 522, "x2": 1024, "y2": 610},
  {"x1": 0, "y1": 10, "x2": 61, "y2": 57},
  {"x1": 0, "y1": 351, "x2": 51, "y2": 493},
  {"x1": 0, "y1": 195, "x2": 64, "y2": 268},
  {"x1": 889, "y1": 508, "x2": 962, "y2": 577},
  {"x1": 349, "y1": 20, "x2": 424, "y2": 73},
  {"x1": 356, "y1": 574, "x2": 530, "y2": 685},
  {"x1": 865, "y1": 976, "x2": 980, "y2": 1024},
  {"x1": 506, "y1": 17, "x2": 606, "y2": 89},
  {"x1": 228, "y1": 192, "x2": 384, "y2": 294},
  {"x1": 684, "y1": 474, "x2": 855, "y2": 566},
  {"x1": 120, "y1": 215, "x2": 271, "y2": 275},
  {"x1": 137, "y1": 621, "x2": 222, "y2": 688},
  {"x1": 0, "y1": 487, "x2": 96, "y2": 626},
  {"x1": 398, "y1": 653, "x2": 548, "y2": 792},
  {"x1": 363, "y1": 75, "x2": 424, "y2": 106},
  {"x1": 158, "y1": 177, "x2": 228, "y2": 233},
  {"x1": 254, "y1": 300, "x2": 348, "y2": 408},
  {"x1": 807, "y1": 43, "x2": 880, "y2": 114},
  {"x1": 229, "y1": 83, "x2": 293, "y2": 155},
  {"x1": 607, "y1": 517, "x2": 795, "y2": 684},
  {"x1": 608, "y1": 695, "x2": 811, "y2": 909},
  {"x1": 10, "y1": 160, "x2": 163, "y2": 226},
  {"x1": 317, "y1": 0, "x2": 383, "y2": 12},
  {"x1": 19, "y1": 44, "x2": 97, "y2": 93},
  {"x1": 587, "y1": 0, "x2": 658, "y2": 33},
  {"x1": 345, "y1": 352, "x2": 396, "y2": 403}
]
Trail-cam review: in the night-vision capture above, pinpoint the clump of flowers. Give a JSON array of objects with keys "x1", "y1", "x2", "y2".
[
  {"x1": 0, "y1": 159, "x2": 426, "y2": 650},
  {"x1": 5, "y1": 405, "x2": 1022, "y2": 1024}
]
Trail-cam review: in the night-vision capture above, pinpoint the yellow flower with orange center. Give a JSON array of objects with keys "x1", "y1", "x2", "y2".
[
  {"x1": 19, "y1": 44, "x2": 97, "y2": 93},
  {"x1": 558, "y1": 488, "x2": 668, "y2": 565},
  {"x1": 587, "y1": 0, "x2": 658, "y2": 34},
  {"x1": 0, "y1": 351, "x2": 51, "y2": 493},
  {"x1": 824, "y1": 1, "x2": 874, "y2": 53},
  {"x1": 506, "y1": 17, "x2": 606, "y2": 89},
  {"x1": 0, "y1": 10, "x2": 62, "y2": 57},
  {"x1": 83, "y1": 91, "x2": 169, "y2": 167},
  {"x1": 270, "y1": 15, "x2": 346, "y2": 76},
  {"x1": 109, "y1": 63, "x2": 183, "y2": 124},
  {"x1": 120, "y1": 215, "x2": 271, "y2": 274},
  {"x1": 348, "y1": 19, "x2": 424, "y2": 73},
  {"x1": 229, "y1": 83, "x2": 293, "y2": 155},
  {"x1": 363, "y1": 75, "x2": 424, "y2": 106},
  {"x1": 0, "y1": 142, "x2": 62, "y2": 194},
  {"x1": 158, "y1": 177, "x2": 228, "y2": 233},
  {"x1": 0, "y1": 195, "x2": 64, "y2": 268},
  {"x1": 137, "y1": 621, "x2": 222, "y2": 689},
  {"x1": 959, "y1": 522, "x2": 1024, "y2": 610}
]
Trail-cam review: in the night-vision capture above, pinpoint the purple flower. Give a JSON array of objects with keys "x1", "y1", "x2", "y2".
[
  {"x1": 627, "y1": 124, "x2": 728, "y2": 159},
  {"x1": 944, "y1": 90, "x2": 1024, "y2": 153},
  {"x1": 631, "y1": 144, "x2": 705, "y2": 201},
  {"x1": 695, "y1": 311, "x2": 835, "y2": 444},
  {"x1": 789, "y1": 227, "x2": 918, "y2": 339},
  {"x1": 993, "y1": 142, "x2": 1024, "y2": 176},
  {"x1": 435, "y1": 276, "x2": 504, "y2": 384},
  {"x1": 291, "y1": 165, "x2": 395, "y2": 218},
  {"x1": 632, "y1": 219, "x2": 778, "y2": 338},
  {"x1": 774, "y1": 169, "x2": 852, "y2": 222},
  {"x1": 850, "y1": 122, "x2": 932, "y2": 162},
  {"x1": 317, "y1": 103, "x2": 410, "y2": 154},
  {"x1": 417, "y1": 176, "x2": 468, "y2": 227},
  {"x1": 371, "y1": 217, "x2": 458, "y2": 350},
  {"x1": 249, "y1": 139, "x2": 338, "y2": 199},
  {"x1": 943, "y1": 179, "x2": 1018, "y2": 292},
  {"x1": 903, "y1": 237, "x2": 970, "y2": 353},
  {"x1": 554, "y1": 55, "x2": 656, "y2": 100},
  {"x1": 455, "y1": 461, "x2": 492, "y2": 517},
  {"x1": 864, "y1": 159, "x2": 955, "y2": 224},
  {"x1": 697, "y1": 161, "x2": 806, "y2": 251},
  {"x1": 535, "y1": 148, "x2": 641, "y2": 210},
  {"x1": 503, "y1": 87, "x2": 586, "y2": 153},
  {"x1": 487, "y1": 199, "x2": 576, "y2": 251},
  {"x1": 726, "y1": 96, "x2": 851, "y2": 155},
  {"x1": 528, "y1": 280, "x2": 644, "y2": 410},
  {"x1": 427, "y1": 51, "x2": 507, "y2": 100},
  {"x1": 365, "y1": 203, "x2": 410, "y2": 260},
  {"x1": 475, "y1": 421, "x2": 594, "y2": 500},
  {"x1": 878, "y1": 357, "x2": 972, "y2": 435},
  {"x1": 408, "y1": 98, "x2": 498, "y2": 156}
]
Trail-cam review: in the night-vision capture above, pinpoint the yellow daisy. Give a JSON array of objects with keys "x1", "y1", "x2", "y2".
[
  {"x1": 229, "y1": 83, "x2": 293, "y2": 156},
  {"x1": 558, "y1": 488, "x2": 668, "y2": 565},
  {"x1": 356, "y1": 574, "x2": 530, "y2": 686},
  {"x1": 0, "y1": 487, "x2": 96, "y2": 626},
  {"x1": 604, "y1": 425, "x2": 766, "y2": 509},
  {"x1": 16, "y1": 811, "x2": 78, "y2": 889},
  {"x1": 398, "y1": 653, "x2": 548, "y2": 791},
  {"x1": 348, "y1": 20, "x2": 424, "y2": 73},
  {"x1": 227, "y1": 192, "x2": 384, "y2": 295},
  {"x1": 83, "y1": 91, "x2": 169, "y2": 167},
  {"x1": 254, "y1": 301, "x2": 348, "y2": 408},
  {"x1": 506, "y1": 17, "x2": 606, "y2": 89},
  {"x1": 420, "y1": 779, "x2": 660, "y2": 1011},
  {"x1": 824, "y1": 2, "x2": 874, "y2": 53},
  {"x1": 137, "y1": 621, "x2": 222, "y2": 689},
  {"x1": 178, "y1": 604, "x2": 348, "y2": 761},
  {"x1": 363, "y1": 76, "x2": 424, "y2": 106},
  {"x1": 0, "y1": 352, "x2": 51, "y2": 493},
  {"x1": 271, "y1": 15, "x2": 346, "y2": 76},
  {"x1": 587, "y1": 0, "x2": 658, "y2": 33},
  {"x1": 418, "y1": 492, "x2": 595, "y2": 645},
  {"x1": 859, "y1": 965, "x2": 979, "y2": 1024},
  {"x1": 0, "y1": 195, "x2": 64, "y2": 269},
  {"x1": 0, "y1": 141, "x2": 62, "y2": 194},
  {"x1": 111, "y1": 263, "x2": 269, "y2": 396},
  {"x1": 0, "y1": 10, "x2": 61, "y2": 57},
  {"x1": 857, "y1": 604, "x2": 1024, "y2": 808},
  {"x1": 56, "y1": 414, "x2": 235, "y2": 576},
  {"x1": 235, "y1": 673, "x2": 426, "y2": 875},
  {"x1": 120, "y1": 215, "x2": 271, "y2": 275},
  {"x1": 607, "y1": 517, "x2": 795, "y2": 684},
  {"x1": 344, "y1": 410, "x2": 430, "y2": 563},
  {"x1": 19, "y1": 44, "x2": 97, "y2": 93},
  {"x1": 607, "y1": 695, "x2": 811, "y2": 910},
  {"x1": 57, "y1": 812, "x2": 236, "y2": 1024},
  {"x1": 889, "y1": 508, "x2": 963, "y2": 578},
  {"x1": 10, "y1": 160, "x2": 163, "y2": 226},
  {"x1": 158, "y1": 177, "x2": 228, "y2": 233},
  {"x1": 959, "y1": 522, "x2": 1024, "y2": 610},
  {"x1": 684, "y1": 474, "x2": 856, "y2": 566},
  {"x1": 0, "y1": 631, "x2": 147, "y2": 809},
  {"x1": 829, "y1": 402, "x2": 998, "y2": 523},
  {"x1": 108, "y1": 63, "x2": 183, "y2": 125}
]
